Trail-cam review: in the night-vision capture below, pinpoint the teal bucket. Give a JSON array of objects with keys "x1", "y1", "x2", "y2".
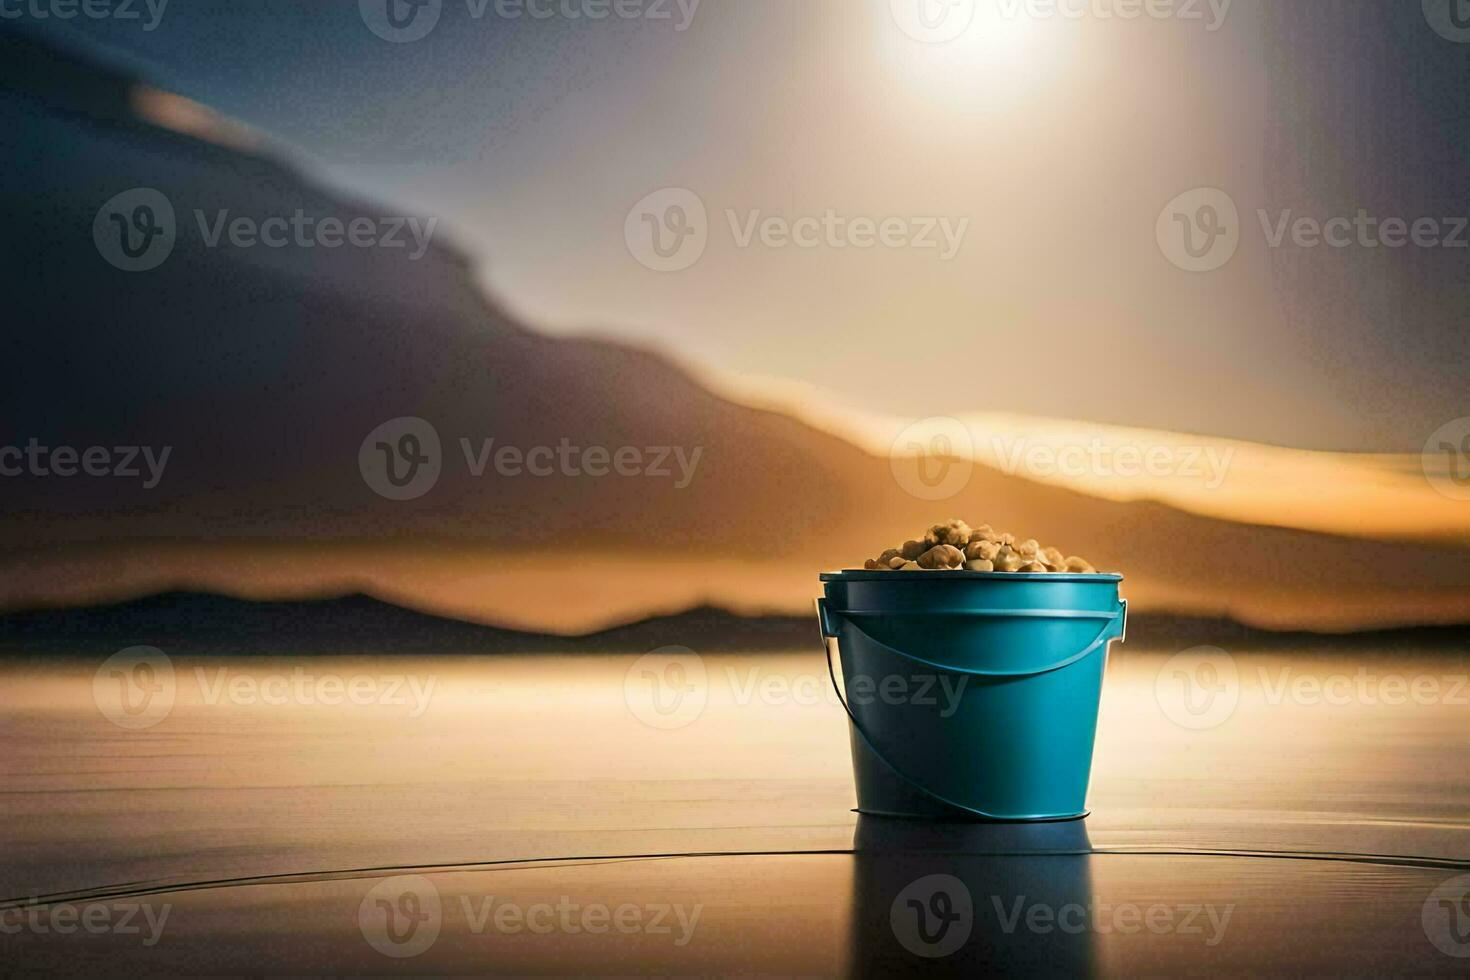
[{"x1": 817, "y1": 571, "x2": 1126, "y2": 822}]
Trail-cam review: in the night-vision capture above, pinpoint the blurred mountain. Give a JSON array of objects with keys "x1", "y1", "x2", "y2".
[
  {"x1": 0, "y1": 592, "x2": 818, "y2": 655},
  {"x1": 5, "y1": 592, "x2": 1468, "y2": 656},
  {"x1": 3, "y1": 28, "x2": 1469, "y2": 634}
]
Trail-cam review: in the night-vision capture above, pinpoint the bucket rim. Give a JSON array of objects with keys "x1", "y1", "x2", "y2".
[{"x1": 820, "y1": 569, "x2": 1123, "y2": 583}]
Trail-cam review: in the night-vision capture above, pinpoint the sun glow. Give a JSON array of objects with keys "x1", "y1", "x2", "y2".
[{"x1": 879, "y1": 1, "x2": 1050, "y2": 107}]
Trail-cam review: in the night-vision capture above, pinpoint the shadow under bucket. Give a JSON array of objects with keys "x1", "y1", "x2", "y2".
[{"x1": 818, "y1": 571, "x2": 1126, "y2": 822}]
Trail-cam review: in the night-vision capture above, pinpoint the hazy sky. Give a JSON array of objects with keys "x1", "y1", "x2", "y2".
[{"x1": 23, "y1": 0, "x2": 1470, "y2": 451}]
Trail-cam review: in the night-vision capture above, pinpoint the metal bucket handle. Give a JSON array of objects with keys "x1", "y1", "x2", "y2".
[{"x1": 816, "y1": 598, "x2": 1126, "y2": 678}]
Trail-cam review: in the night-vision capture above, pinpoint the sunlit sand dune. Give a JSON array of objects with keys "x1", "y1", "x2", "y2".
[{"x1": 701, "y1": 372, "x2": 1470, "y2": 544}]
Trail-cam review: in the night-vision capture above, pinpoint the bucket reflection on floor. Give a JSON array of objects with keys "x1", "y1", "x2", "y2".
[{"x1": 849, "y1": 815, "x2": 1096, "y2": 976}]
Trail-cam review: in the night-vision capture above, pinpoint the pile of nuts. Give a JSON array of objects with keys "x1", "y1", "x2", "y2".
[{"x1": 859, "y1": 519, "x2": 1099, "y2": 574}]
